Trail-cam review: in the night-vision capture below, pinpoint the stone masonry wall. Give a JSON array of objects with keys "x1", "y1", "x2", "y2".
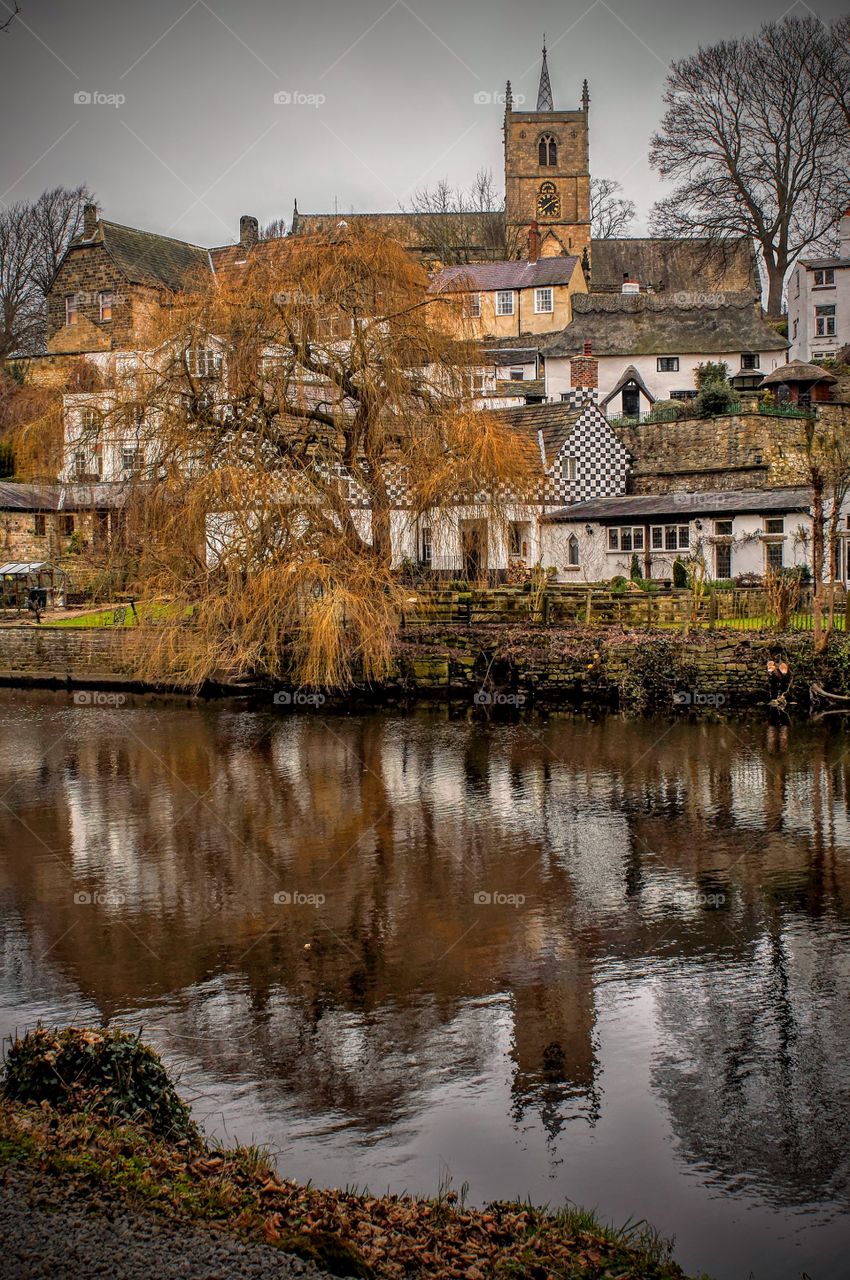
[
  {"x1": 613, "y1": 412, "x2": 810, "y2": 494},
  {"x1": 2, "y1": 622, "x2": 848, "y2": 710}
]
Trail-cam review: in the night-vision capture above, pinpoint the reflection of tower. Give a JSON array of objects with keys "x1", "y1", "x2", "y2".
[
  {"x1": 509, "y1": 955, "x2": 599, "y2": 1138},
  {"x1": 503, "y1": 43, "x2": 591, "y2": 260}
]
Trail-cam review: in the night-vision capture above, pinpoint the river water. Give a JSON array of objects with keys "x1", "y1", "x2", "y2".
[{"x1": 0, "y1": 689, "x2": 848, "y2": 1279}]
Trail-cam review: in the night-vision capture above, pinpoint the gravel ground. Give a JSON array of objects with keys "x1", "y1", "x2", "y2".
[{"x1": 0, "y1": 1163, "x2": 351, "y2": 1280}]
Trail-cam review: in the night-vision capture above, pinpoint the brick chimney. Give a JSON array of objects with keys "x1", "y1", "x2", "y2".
[
  {"x1": 83, "y1": 203, "x2": 98, "y2": 238},
  {"x1": 570, "y1": 340, "x2": 598, "y2": 390},
  {"x1": 527, "y1": 221, "x2": 541, "y2": 264},
  {"x1": 239, "y1": 214, "x2": 259, "y2": 249}
]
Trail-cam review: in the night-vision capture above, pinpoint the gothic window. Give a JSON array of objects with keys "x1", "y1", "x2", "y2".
[
  {"x1": 538, "y1": 134, "x2": 557, "y2": 166},
  {"x1": 567, "y1": 534, "x2": 580, "y2": 567}
]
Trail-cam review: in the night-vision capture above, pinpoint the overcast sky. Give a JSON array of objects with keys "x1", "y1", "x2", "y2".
[{"x1": 0, "y1": 0, "x2": 846, "y2": 246}]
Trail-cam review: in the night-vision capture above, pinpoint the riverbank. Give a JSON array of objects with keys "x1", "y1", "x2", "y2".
[
  {"x1": 0, "y1": 1099, "x2": 703, "y2": 1280},
  {"x1": 0, "y1": 619, "x2": 849, "y2": 710},
  {"x1": 0, "y1": 1028, "x2": 702, "y2": 1280}
]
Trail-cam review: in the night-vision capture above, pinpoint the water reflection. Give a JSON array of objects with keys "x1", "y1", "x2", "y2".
[{"x1": 1, "y1": 692, "x2": 849, "y2": 1278}]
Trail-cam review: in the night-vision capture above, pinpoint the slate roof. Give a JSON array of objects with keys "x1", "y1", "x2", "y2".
[
  {"x1": 589, "y1": 237, "x2": 758, "y2": 296},
  {"x1": 543, "y1": 293, "x2": 788, "y2": 358},
  {"x1": 87, "y1": 222, "x2": 211, "y2": 290},
  {"x1": 431, "y1": 257, "x2": 579, "y2": 293},
  {"x1": 0, "y1": 481, "x2": 127, "y2": 511},
  {"x1": 543, "y1": 486, "x2": 812, "y2": 523},
  {"x1": 488, "y1": 401, "x2": 587, "y2": 470}
]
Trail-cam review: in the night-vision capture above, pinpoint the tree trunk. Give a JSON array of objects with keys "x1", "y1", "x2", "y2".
[
  {"x1": 765, "y1": 261, "x2": 787, "y2": 317},
  {"x1": 812, "y1": 479, "x2": 827, "y2": 652}
]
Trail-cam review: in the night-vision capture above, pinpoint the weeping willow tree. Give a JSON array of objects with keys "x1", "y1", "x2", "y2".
[{"x1": 28, "y1": 229, "x2": 536, "y2": 687}]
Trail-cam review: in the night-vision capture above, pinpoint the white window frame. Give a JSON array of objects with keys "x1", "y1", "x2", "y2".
[
  {"x1": 608, "y1": 526, "x2": 645, "y2": 552},
  {"x1": 496, "y1": 290, "x2": 514, "y2": 317},
  {"x1": 741, "y1": 353, "x2": 760, "y2": 370},
  {"x1": 468, "y1": 292, "x2": 481, "y2": 318},
  {"x1": 187, "y1": 346, "x2": 223, "y2": 378},
  {"x1": 564, "y1": 456, "x2": 577, "y2": 481},
  {"x1": 814, "y1": 268, "x2": 836, "y2": 287},
  {"x1": 121, "y1": 447, "x2": 145, "y2": 472},
  {"x1": 534, "y1": 287, "x2": 553, "y2": 314},
  {"x1": 650, "y1": 524, "x2": 690, "y2": 551},
  {"x1": 657, "y1": 357, "x2": 679, "y2": 372},
  {"x1": 65, "y1": 294, "x2": 79, "y2": 325}
]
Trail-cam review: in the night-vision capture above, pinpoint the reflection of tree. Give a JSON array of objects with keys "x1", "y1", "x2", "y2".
[{"x1": 1, "y1": 699, "x2": 850, "y2": 1192}]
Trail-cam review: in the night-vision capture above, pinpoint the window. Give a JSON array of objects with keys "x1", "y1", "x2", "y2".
[
  {"x1": 99, "y1": 291, "x2": 113, "y2": 321},
  {"x1": 60, "y1": 515, "x2": 75, "y2": 537},
  {"x1": 468, "y1": 292, "x2": 481, "y2": 318},
  {"x1": 741, "y1": 353, "x2": 760, "y2": 370},
  {"x1": 670, "y1": 389, "x2": 697, "y2": 401},
  {"x1": 80, "y1": 407, "x2": 100, "y2": 432},
  {"x1": 564, "y1": 456, "x2": 577, "y2": 481},
  {"x1": 65, "y1": 294, "x2": 79, "y2": 325},
  {"x1": 509, "y1": 368, "x2": 524, "y2": 381},
  {"x1": 122, "y1": 447, "x2": 145, "y2": 472},
  {"x1": 714, "y1": 520, "x2": 733, "y2": 537},
  {"x1": 567, "y1": 533, "x2": 580, "y2": 567},
  {"x1": 538, "y1": 134, "x2": 557, "y2": 166},
  {"x1": 608, "y1": 526, "x2": 644, "y2": 552},
  {"x1": 534, "y1": 287, "x2": 553, "y2": 314},
  {"x1": 651, "y1": 524, "x2": 689, "y2": 551},
  {"x1": 765, "y1": 517, "x2": 784, "y2": 534},
  {"x1": 657, "y1": 357, "x2": 679, "y2": 372},
  {"x1": 814, "y1": 268, "x2": 836, "y2": 287},
  {"x1": 496, "y1": 290, "x2": 514, "y2": 316},
  {"x1": 815, "y1": 305, "x2": 836, "y2": 337},
  {"x1": 766, "y1": 541, "x2": 784, "y2": 571},
  {"x1": 792, "y1": 318, "x2": 799, "y2": 339},
  {"x1": 187, "y1": 347, "x2": 222, "y2": 378},
  {"x1": 33, "y1": 514, "x2": 46, "y2": 537},
  {"x1": 715, "y1": 543, "x2": 732, "y2": 578},
  {"x1": 420, "y1": 524, "x2": 432, "y2": 565}
]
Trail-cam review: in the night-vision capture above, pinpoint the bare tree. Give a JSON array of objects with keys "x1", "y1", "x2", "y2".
[
  {"x1": 649, "y1": 17, "x2": 849, "y2": 315},
  {"x1": 407, "y1": 170, "x2": 520, "y2": 264},
  {"x1": 0, "y1": 185, "x2": 92, "y2": 358},
  {"x1": 590, "y1": 178, "x2": 635, "y2": 239},
  {"x1": 0, "y1": 2, "x2": 20, "y2": 33},
  {"x1": 22, "y1": 229, "x2": 534, "y2": 687},
  {"x1": 261, "y1": 217, "x2": 288, "y2": 241}
]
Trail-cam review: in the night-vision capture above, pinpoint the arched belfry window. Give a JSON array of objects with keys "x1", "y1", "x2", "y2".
[{"x1": 538, "y1": 134, "x2": 558, "y2": 166}]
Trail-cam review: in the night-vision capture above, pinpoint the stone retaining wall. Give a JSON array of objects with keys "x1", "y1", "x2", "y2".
[{"x1": 1, "y1": 622, "x2": 848, "y2": 710}]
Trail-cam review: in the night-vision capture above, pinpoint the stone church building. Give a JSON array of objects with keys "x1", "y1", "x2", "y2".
[{"x1": 291, "y1": 45, "x2": 757, "y2": 296}]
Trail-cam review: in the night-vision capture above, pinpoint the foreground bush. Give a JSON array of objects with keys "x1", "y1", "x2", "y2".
[{"x1": 1, "y1": 1025, "x2": 197, "y2": 1142}]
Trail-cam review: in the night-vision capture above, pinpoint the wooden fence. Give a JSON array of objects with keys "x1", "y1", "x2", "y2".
[{"x1": 399, "y1": 585, "x2": 849, "y2": 632}]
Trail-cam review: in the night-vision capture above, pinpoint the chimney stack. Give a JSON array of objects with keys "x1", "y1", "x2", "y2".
[
  {"x1": 83, "y1": 203, "x2": 98, "y2": 238},
  {"x1": 570, "y1": 341, "x2": 598, "y2": 390},
  {"x1": 622, "y1": 271, "x2": 640, "y2": 295},
  {"x1": 527, "y1": 221, "x2": 541, "y2": 264},
  {"x1": 239, "y1": 214, "x2": 259, "y2": 249}
]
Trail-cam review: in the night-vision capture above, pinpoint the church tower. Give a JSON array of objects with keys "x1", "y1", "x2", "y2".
[{"x1": 504, "y1": 44, "x2": 591, "y2": 262}]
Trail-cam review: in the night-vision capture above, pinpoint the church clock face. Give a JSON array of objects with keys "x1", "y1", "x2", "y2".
[{"x1": 537, "y1": 181, "x2": 561, "y2": 219}]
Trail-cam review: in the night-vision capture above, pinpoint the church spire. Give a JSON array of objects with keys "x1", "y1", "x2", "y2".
[{"x1": 537, "y1": 38, "x2": 553, "y2": 111}]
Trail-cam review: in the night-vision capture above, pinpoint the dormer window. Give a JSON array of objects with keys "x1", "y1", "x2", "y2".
[
  {"x1": 538, "y1": 134, "x2": 557, "y2": 166},
  {"x1": 187, "y1": 347, "x2": 222, "y2": 378}
]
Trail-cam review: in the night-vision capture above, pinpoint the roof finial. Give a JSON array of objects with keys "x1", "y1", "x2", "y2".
[
  {"x1": 582, "y1": 78, "x2": 590, "y2": 112},
  {"x1": 537, "y1": 38, "x2": 553, "y2": 111},
  {"x1": 505, "y1": 79, "x2": 512, "y2": 113}
]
